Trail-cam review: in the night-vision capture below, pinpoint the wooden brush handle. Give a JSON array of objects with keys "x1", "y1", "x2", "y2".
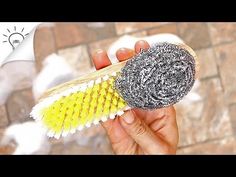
[{"x1": 39, "y1": 42, "x2": 198, "y2": 102}]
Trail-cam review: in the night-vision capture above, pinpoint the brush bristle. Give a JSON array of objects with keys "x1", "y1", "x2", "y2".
[
  {"x1": 31, "y1": 42, "x2": 197, "y2": 139},
  {"x1": 30, "y1": 72, "x2": 128, "y2": 139}
]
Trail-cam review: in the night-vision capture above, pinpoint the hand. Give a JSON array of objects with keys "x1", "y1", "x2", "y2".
[{"x1": 92, "y1": 40, "x2": 179, "y2": 154}]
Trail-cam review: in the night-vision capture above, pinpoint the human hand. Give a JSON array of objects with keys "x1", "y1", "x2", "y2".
[{"x1": 92, "y1": 40, "x2": 179, "y2": 154}]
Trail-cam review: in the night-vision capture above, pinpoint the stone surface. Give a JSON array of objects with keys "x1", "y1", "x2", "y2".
[
  {"x1": 177, "y1": 23, "x2": 211, "y2": 50},
  {"x1": 50, "y1": 143, "x2": 96, "y2": 155},
  {"x1": 58, "y1": 45, "x2": 93, "y2": 76},
  {"x1": 88, "y1": 31, "x2": 148, "y2": 57},
  {"x1": 0, "y1": 128, "x2": 16, "y2": 154},
  {"x1": 50, "y1": 125, "x2": 113, "y2": 154},
  {"x1": 53, "y1": 23, "x2": 87, "y2": 49},
  {"x1": 195, "y1": 48, "x2": 218, "y2": 79},
  {"x1": 0, "y1": 128, "x2": 5, "y2": 141},
  {"x1": 6, "y1": 88, "x2": 35, "y2": 123},
  {"x1": 0, "y1": 106, "x2": 8, "y2": 127},
  {"x1": 50, "y1": 141, "x2": 112, "y2": 155},
  {"x1": 176, "y1": 78, "x2": 233, "y2": 147},
  {"x1": 88, "y1": 32, "x2": 148, "y2": 66},
  {"x1": 177, "y1": 136, "x2": 236, "y2": 154},
  {"x1": 1, "y1": 22, "x2": 236, "y2": 154},
  {"x1": 115, "y1": 22, "x2": 164, "y2": 35},
  {"x1": 53, "y1": 23, "x2": 116, "y2": 49},
  {"x1": 208, "y1": 23, "x2": 236, "y2": 45},
  {"x1": 88, "y1": 37, "x2": 119, "y2": 59},
  {"x1": 1, "y1": 61, "x2": 35, "y2": 92},
  {"x1": 49, "y1": 143, "x2": 65, "y2": 154},
  {"x1": 229, "y1": 104, "x2": 236, "y2": 135},
  {"x1": 214, "y1": 42, "x2": 236, "y2": 104},
  {"x1": 0, "y1": 145, "x2": 15, "y2": 154},
  {"x1": 34, "y1": 26, "x2": 56, "y2": 72},
  {"x1": 129, "y1": 31, "x2": 147, "y2": 37},
  {"x1": 48, "y1": 136, "x2": 65, "y2": 145},
  {"x1": 85, "y1": 22, "x2": 116, "y2": 41},
  {"x1": 147, "y1": 23, "x2": 178, "y2": 35}
]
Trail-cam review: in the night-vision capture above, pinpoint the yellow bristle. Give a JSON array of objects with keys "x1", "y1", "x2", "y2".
[
  {"x1": 64, "y1": 118, "x2": 71, "y2": 131},
  {"x1": 100, "y1": 88, "x2": 107, "y2": 96},
  {"x1": 101, "y1": 81, "x2": 108, "y2": 89},
  {"x1": 98, "y1": 96, "x2": 105, "y2": 104},
  {"x1": 112, "y1": 98, "x2": 118, "y2": 105},
  {"x1": 110, "y1": 104, "x2": 117, "y2": 113},
  {"x1": 106, "y1": 93, "x2": 112, "y2": 101},
  {"x1": 39, "y1": 74, "x2": 128, "y2": 138},
  {"x1": 93, "y1": 84, "x2": 100, "y2": 91}
]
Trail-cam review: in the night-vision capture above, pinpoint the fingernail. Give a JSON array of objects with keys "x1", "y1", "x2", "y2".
[
  {"x1": 93, "y1": 50, "x2": 102, "y2": 60},
  {"x1": 135, "y1": 40, "x2": 150, "y2": 53},
  {"x1": 116, "y1": 48, "x2": 135, "y2": 61},
  {"x1": 122, "y1": 111, "x2": 135, "y2": 124},
  {"x1": 92, "y1": 49, "x2": 112, "y2": 70},
  {"x1": 94, "y1": 49, "x2": 104, "y2": 53}
]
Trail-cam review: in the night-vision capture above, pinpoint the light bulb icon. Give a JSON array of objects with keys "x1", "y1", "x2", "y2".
[
  {"x1": 2, "y1": 26, "x2": 29, "y2": 50},
  {"x1": 8, "y1": 32, "x2": 24, "y2": 50}
]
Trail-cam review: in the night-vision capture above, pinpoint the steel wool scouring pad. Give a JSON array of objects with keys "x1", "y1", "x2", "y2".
[{"x1": 30, "y1": 42, "x2": 198, "y2": 139}]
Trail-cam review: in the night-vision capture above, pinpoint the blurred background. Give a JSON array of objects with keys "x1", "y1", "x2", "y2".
[{"x1": 0, "y1": 22, "x2": 236, "y2": 154}]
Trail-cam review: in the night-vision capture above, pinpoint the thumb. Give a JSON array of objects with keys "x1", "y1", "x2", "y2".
[{"x1": 119, "y1": 110, "x2": 171, "y2": 154}]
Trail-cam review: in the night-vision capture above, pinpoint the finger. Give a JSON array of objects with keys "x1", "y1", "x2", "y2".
[
  {"x1": 92, "y1": 48, "x2": 135, "y2": 154},
  {"x1": 141, "y1": 106, "x2": 178, "y2": 149},
  {"x1": 119, "y1": 110, "x2": 173, "y2": 154},
  {"x1": 133, "y1": 107, "x2": 178, "y2": 149},
  {"x1": 92, "y1": 49, "x2": 112, "y2": 70},
  {"x1": 153, "y1": 106, "x2": 179, "y2": 149},
  {"x1": 101, "y1": 118, "x2": 129, "y2": 144},
  {"x1": 158, "y1": 118, "x2": 179, "y2": 150},
  {"x1": 133, "y1": 108, "x2": 167, "y2": 125},
  {"x1": 101, "y1": 117, "x2": 135, "y2": 154},
  {"x1": 134, "y1": 40, "x2": 150, "y2": 53},
  {"x1": 116, "y1": 48, "x2": 135, "y2": 62}
]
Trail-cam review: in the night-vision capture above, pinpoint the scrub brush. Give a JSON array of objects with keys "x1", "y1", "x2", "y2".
[{"x1": 30, "y1": 42, "x2": 198, "y2": 139}]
